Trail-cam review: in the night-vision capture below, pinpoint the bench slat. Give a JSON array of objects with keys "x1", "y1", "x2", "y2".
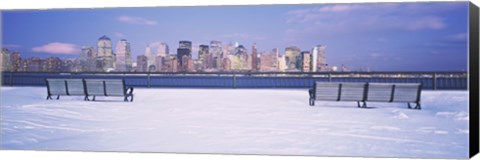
[
  {"x1": 46, "y1": 79, "x2": 68, "y2": 95},
  {"x1": 85, "y1": 79, "x2": 105, "y2": 96},
  {"x1": 66, "y1": 79, "x2": 85, "y2": 95}
]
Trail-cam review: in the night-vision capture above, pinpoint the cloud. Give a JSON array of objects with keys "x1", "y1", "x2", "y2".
[
  {"x1": 285, "y1": 3, "x2": 449, "y2": 33},
  {"x1": 447, "y1": 33, "x2": 468, "y2": 42},
  {"x1": 32, "y1": 42, "x2": 80, "y2": 55},
  {"x1": 117, "y1": 16, "x2": 157, "y2": 26},
  {"x1": 317, "y1": 4, "x2": 365, "y2": 12}
]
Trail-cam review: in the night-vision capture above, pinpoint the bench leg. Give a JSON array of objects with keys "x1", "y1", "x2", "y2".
[
  {"x1": 124, "y1": 96, "x2": 128, "y2": 102},
  {"x1": 46, "y1": 94, "x2": 52, "y2": 100},
  {"x1": 84, "y1": 96, "x2": 90, "y2": 101},
  {"x1": 92, "y1": 96, "x2": 96, "y2": 101},
  {"x1": 357, "y1": 101, "x2": 367, "y2": 108},
  {"x1": 309, "y1": 98, "x2": 315, "y2": 106},
  {"x1": 130, "y1": 95, "x2": 134, "y2": 102},
  {"x1": 408, "y1": 103, "x2": 421, "y2": 110},
  {"x1": 56, "y1": 95, "x2": 60, "y2": 100}
]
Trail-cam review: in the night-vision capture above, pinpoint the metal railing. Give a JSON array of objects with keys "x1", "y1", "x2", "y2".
[{"x1": 0, "y1": 71, "x2": 468, "y2": 90}]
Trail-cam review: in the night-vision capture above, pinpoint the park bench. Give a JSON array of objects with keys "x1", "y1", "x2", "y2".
[
  {"x1": 308, "y1": 82, "x2": 422, "y2": 109},
  {"x1": 46, "y1": 79, "x2": 86, "y2": 100},
  {"x1": 84, "y1": 79, "x2": 134, "y2": 102}
]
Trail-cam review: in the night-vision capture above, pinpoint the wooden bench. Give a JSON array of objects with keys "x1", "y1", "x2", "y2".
[
  {"x1": 309, "y1": 82, "x2": 422, "y2": 109},
  {"x1": 84, "y1": 79, "x2": 134, "y2": 102},
  {"x1": 46, "y1": 79, "x2": 86, "y2": 100}
]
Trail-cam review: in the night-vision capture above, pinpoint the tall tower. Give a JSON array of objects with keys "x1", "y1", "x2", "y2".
[
  {"x1": 81, "y1": 46, "x2": 97, "y2": 72},
  {"x1": 252, "y1": 43, "x2": 258, "y2": 71},
  {"x1": 155, "y1": 43, "x2": 169, "y2": 72},
  {"x1": 157, "y1": 43, "x2": 169, "y2": 57},
  {"x1": 1, "y1": 48, "x2": 11, "y2": 71},
  {"x1": 12, "y1": 51, "x2": 21, "y2": 72},
  {"x1": 97, "y1": 35, "x2": 114, "y2": 72},
  {"x1": 177, "y1": 40, "x2": 192, "y2": 67},
  {"x1": 115, "y1": 39, "x2": 132, "y2": 72},
  {"x1": 301, "y1": 51, "x2": 311, "y2": 72},
  {"x1": 199, "y1": 45, "x2": 209, "y2": 69},
  {"x1": 145, "y1": 44, "x2": 155, "y2": 69},
  {"x1": 312, "y1": 45, "x2": 326, "y2": 71},
  {"x1": 284, "y1": 46, "x2": 301, "y2": 71},
  {"x1": 210, "y1": 40, "x2": 223, "y2": 69}
]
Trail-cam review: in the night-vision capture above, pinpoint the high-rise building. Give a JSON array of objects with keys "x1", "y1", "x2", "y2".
[
  {"x1": 12, "y1": 51, "x2": 21, "y2": 72},
  {"x1": 210, "y1": 40, "x2": 223, "y2": 69},
  {"x1": 311, "y1": 45, "x2": 327, "y2": 71},
  {"x1": 157, "y1": 43, "x2": 169, "y2": 57},
  {"x1": 170, "y1": 56, "x2": 178, "y2": 72},
  {"x1": 199, "y1": 45, "x2": 209, "y2": 69},
  {"x1": 252, "y1": 43, "x2": 258, "y2": 71},
  {"x1": 284, "y1": 46, "x2": 301, "y2": 71},
  {"x1": 80, "y1": 46, "x2": 97, "y2": 72},
  {"x1": 301, "y1": 51, "x2": 311, "y2": 72},
  {"x1": 136, "y1": 55, "x2": 148, "y2": 72},
  {"x1": 97, "y1": 35, "x2": 114, "y2": 72},
  {"x1": 144, "y1": 44, "x2": 155, "y2": 70},
  {"x1": 177, "y1": 41, "x2": 192, "y2": 67},
  {"x1": 222, "y1": 58, "x2": 231, "y2": 71},
  {"x1": 1, "y1": 48, "x2": 11, "y2": 71},
  {"x1": 259, "y1": 50, "x2": 279, "y2": 72},
  {"x1": 115, "y1": 39, "x2": 132, "y2": 72},
  {"x1": 317, "y1": 45, "x2": 327, "y2": 71},
  {"x1": 278, "y1": 55, "x2": 287, "y2": 72}
]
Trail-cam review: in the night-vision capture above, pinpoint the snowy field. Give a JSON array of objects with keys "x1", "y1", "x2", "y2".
[{"x1": 0, "y1": 87, "x2": 469, "y2": 159}]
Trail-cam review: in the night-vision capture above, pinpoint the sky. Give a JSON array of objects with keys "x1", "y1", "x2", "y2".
[{"x1": 1, "y1": 2, "x2": 470, "y2": 71}]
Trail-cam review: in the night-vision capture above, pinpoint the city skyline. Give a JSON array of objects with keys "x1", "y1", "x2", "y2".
[{"x1": 2, "y1": 2, "x2": 469, "y2": 71}]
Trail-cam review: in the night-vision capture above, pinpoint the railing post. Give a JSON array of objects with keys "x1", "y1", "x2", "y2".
[
  {"x1": 147, "y1": 72, "x2": 151, "y2": 88},
  {"x1": 432, "y1": 73, "x2": 437, "y2": 90},
  {"x1": 233, "y1": 73, "x2": 236, "y2": 89},
  {"x1": 328, "y1": 73, "x2": 332, "y2": 82},
  {"x1": 9, "y1": 72, "x2": 13, "y2": 86}
]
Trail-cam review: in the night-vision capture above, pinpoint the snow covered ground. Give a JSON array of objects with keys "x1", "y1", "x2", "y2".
[{"x1": 0, "y1": 87, "x2": 469, "y2": 159}]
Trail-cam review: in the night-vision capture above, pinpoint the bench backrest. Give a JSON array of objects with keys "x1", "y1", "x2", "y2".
[
  {"x1": 391, "y1": 83, "x2": 422, "y2": 102},
  {"x1": 105, "y1": 79, "x2": 126, "y2": 96},
  {"x1": 84, "y1": 79, "x2": 105, "y2": 96},
  {"x1": 84, "y1": 79, "x2": 126, "y2": 96},
  {"x1": 366, "y1": 83, "x2": 394, "y2": 102},
  {"x1": 46, "y1": 79, "x2": 68, "y2": 95},
  {"x1": 340, "y1": 82, "x2": 367, "y2": 101},
  {"x1": 66, "y1": 79, "x2": 85, "y2": 95},
  {"x1": 314, "y1": 82, "x2": 341, "y2": 101},
  {"x1": 314, "y1": 82, "x2": 367, "y2": 101},
  {"x1": 366, "y1": 83, "x2": 421, "y2": 102}
]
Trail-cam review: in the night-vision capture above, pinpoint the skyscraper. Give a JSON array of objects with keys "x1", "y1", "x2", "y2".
[
  {"x1": 284, "y1": 46, "x2": 301, "y2": 71},
  {"x1": 155, "y1": 43, "x2": 169, "y2": 72},
  {"x1": 301, "y1": 51, "x2": 311, "y2": 72},
  {"x1": 97, "y1": 35, "x2": 114, "y2": 72},
  {"x1": 199, "y1": 45, "x2": 209, "y2": 70},
  {"x1": 145, "y1": 44, "x2": 155, "y2": 69},
  {"x1": 80, "y1": 46, "x2": 97, "y2": 72},
  {"x1": 1, "y1": 48, "x2": 11, "y2": 71},
  {"x1": 252, "y1": 43, "x2": 258, "y2": 71},
  {"x1": 115, "y1": 39, "x2": 133, "y2": 72},
  {"x1": 12, "y1": 51, "x2": 21, "y2": 72},
  {"x1": 311, "y1": 45, "x2": 326, "y2": 71},
  {"x1": 157, "y1": 43, "x2": 169, "y2": 57},
  {"x1": 210, "y1": 40, "x2": 223, "y2": 69},
  {"x1": 136, "y1": 55, "x2": 148, "y2": 72},
  {"x1": 177, "y1": 41, "x2": 192, "y2": 66}
]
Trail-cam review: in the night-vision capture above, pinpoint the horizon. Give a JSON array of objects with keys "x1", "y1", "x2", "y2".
[{"x1": 1, "y1": 2, "x2": 469, "y2": 71}]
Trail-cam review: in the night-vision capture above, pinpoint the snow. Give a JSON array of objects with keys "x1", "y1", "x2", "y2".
[{"x1": 0, "y1": 87, "x2": 469, "y2": 159}]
